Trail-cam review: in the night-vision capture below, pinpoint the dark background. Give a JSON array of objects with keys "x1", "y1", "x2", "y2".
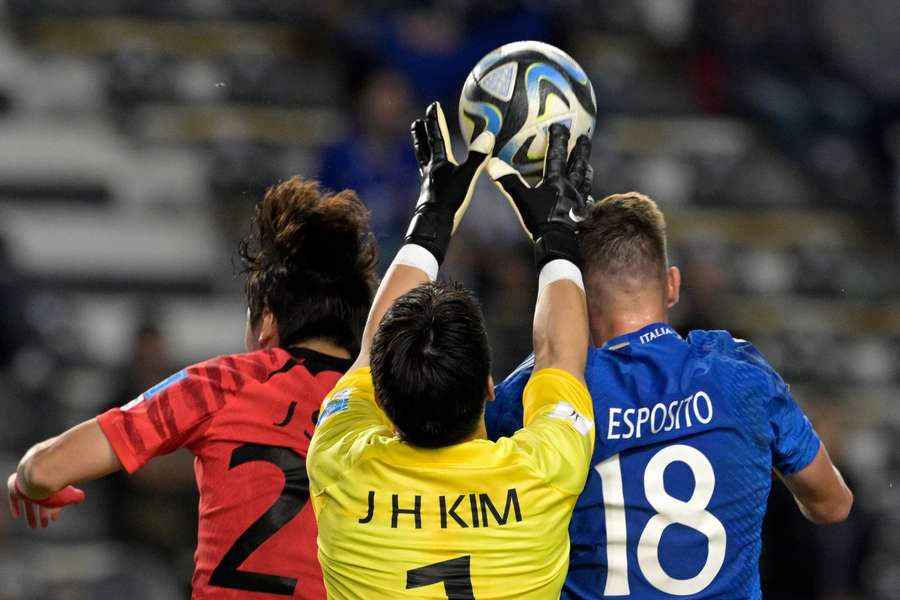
[{"x1": 0, "y1": 1, "x2": 897, "y2": 598}]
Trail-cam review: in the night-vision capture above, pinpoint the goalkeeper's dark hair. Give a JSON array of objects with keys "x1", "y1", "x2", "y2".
[
  {"x1": 371, "y1": 281, "x2": 491, "y2": 448},
  {"x1": 239, "y1": 176, "x2": 379, "y2": 354}
]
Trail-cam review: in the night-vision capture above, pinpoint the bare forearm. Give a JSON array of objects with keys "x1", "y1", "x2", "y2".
[
  {"x1": 780, "y1": 445, "x2": 853, "y2": 525},
  {"x1": 16, "y1": 438, "x2": 60, "y2": 499},
  {"x1": 16, "y1": 419, "x2": 122, "y2": 499},
  {"x1": 790, "y1": 464, "x2": 852, "y2": 524},
  {"x1": 533, "y1": 275, "x2": 589, "y2": 381}
]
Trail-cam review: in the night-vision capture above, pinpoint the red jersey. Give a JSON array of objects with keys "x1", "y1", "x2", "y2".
[{"x1": 97, "y1": 346, "x2": 352, "y2": 599}]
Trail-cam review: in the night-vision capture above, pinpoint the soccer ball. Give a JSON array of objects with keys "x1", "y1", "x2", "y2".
[{"x1": 459, "y1": 40, "x2": 597, "y2": 181}]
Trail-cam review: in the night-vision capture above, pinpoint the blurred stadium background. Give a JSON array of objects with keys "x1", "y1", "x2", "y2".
[{"x1": 0, "y1": 1, "x2": 897, "y2": 598}]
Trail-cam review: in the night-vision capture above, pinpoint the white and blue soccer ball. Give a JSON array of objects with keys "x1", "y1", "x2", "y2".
[{"x1": 459, "y1": 40, "x2": 597, "y2": 181}]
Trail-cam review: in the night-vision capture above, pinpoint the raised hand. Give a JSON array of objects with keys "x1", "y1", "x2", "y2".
[
  {"x1": 405, "y1": 101, "x2": 494, "y2": 264},
  {"x1": 486, "y1": 123, "x2": 592, "y2": 268}
]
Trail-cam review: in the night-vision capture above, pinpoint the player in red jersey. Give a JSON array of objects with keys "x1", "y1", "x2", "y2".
[{"x1": 6, "y1": 177, "x2": 379, "y2": 599}]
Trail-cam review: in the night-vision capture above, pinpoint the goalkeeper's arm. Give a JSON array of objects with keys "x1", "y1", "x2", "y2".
[
  {"x1": 487, "y1": 123, "x2": 593, "y2": 384},
  {"x1": 351, "y1": 101, "x2": 493, "y2": 370}
]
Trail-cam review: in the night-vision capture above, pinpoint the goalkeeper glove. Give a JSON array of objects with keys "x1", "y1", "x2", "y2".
[
  {"x1": 405, "y1": 101, "x2": 495, "y2": 264},
  {"x1": 486, "y1": 123, "x2": 593, "y2": 269}
]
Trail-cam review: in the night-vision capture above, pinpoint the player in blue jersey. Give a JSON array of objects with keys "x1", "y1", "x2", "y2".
[{"x1": 482, "y1": 190, "x2": 853, "y2": 599}]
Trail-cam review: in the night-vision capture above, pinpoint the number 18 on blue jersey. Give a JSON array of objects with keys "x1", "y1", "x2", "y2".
[{"x1": 488, "y1": 324, "x2": 821, "y2": 599}]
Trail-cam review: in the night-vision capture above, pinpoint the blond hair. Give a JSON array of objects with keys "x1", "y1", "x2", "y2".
[{"x1": 578, "y1": 192, "x2": 668, "y2": 282}]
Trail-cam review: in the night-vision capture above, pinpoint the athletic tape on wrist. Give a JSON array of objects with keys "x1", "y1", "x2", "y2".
[
  {"x1": 393, "y1": 244, "x2": 439, "y2": 281},
  {"x1": 538, "y1": 259, "x2": 584, "y2": 294}
]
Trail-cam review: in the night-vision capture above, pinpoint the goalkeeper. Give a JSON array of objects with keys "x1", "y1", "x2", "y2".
[{"x1": 307, "y1": 102, "x2": 596, "y2": 599}]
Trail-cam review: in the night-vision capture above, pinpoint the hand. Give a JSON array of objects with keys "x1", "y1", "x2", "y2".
[
  {"x1": 405, "y1": 101, "x2": 494, "y2": 263},
  {"x1": 486, "y1": 123, "x2": 592, "y2": 268},
  {"x1": 487, "y1": 123, "x2": 592, "y2": 240},
  {"x1": 7, "y1": 473, "x2": 85, "y2": 529}
]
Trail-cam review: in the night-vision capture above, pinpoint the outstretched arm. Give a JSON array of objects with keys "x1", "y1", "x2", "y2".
[
  {"x1": 487, "y1": 124, "x2": 593, "y2": 382},
  {"x1": 532, "y1": 271, "x2": 589, "y2": 381},
  {"x1": 8, "y1": 418, "x2": 121, "y2": 528},
  {"x1": 352, "y1": 101, "x2": 493, "y2": 370}
]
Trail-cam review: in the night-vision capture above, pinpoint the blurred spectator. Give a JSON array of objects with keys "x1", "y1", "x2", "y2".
[
  {"x1": 0, "y1": 234, "x2": 55, "y2": 455},
  {"x1": 0, "y1": 235, "x2": 28, "y2": 369},
  {"x1": 670, "y1": 244, "x2": 751, "y2": 339},
  {"x1": 820, "y1": 0, "x2": 900, "y2": 106},
  {"x1": 110, "y1": 319, "x2": 173, "y2": 407},
  {"x1": 337, "y1": 4, "x2": 554, "y2": 105},
  {"x1": 209, "y1": 141, "x2": 285, "y2": 251},
  {"x1": 106, "y1": 42, "x2": 175, "y2": 108},
  {"x1": 103, "y1": 319, "x2": 197, "y2": 591},
  {"x1": 318, "y1": 68, "x2": 419, "y2": 262},
  {"x1": 472, "y1": 244, "x2": 535, "y2": 378}
]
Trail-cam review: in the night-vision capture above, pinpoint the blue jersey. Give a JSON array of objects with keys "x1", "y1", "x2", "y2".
[{"x1": 487, "y1": 323, "x2": 821, "y2": 600}]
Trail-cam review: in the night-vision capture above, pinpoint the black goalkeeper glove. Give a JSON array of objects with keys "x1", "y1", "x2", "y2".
[
  {"x1": 486, "y1": 123, "x2": 593, "y2": 269},
  {"x1": 405, "y1": 101, "x2": 494, "y2": 264}
]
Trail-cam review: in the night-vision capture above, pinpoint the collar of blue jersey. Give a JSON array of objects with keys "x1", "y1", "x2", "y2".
[{"x1": 600, "y1": 322, "x2": 681, "y2": 352}]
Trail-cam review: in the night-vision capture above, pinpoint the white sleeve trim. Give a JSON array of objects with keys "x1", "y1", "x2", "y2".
[
  {"x1": 393, "y1": 244, "x2": 439, "y2": 281},
  {"x1": 538, "y1": 259, "x2": 584, "y2": 294}
]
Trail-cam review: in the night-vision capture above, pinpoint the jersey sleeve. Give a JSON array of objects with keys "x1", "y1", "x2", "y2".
[
  {"x1": 512, "y1": 368, "x2": 595, "y2": 496},
  {"x1": 733, "y1": 340, "x2": 822, "y2": 475},
  {"x1": 307, "y1": 368, "x2": 393, "y2": 495},
  {"x1": 96, "y1": 366, "x2": 227, "y2": 473},
  {"x1": 767, "y1": 375, "x2": 821, "y2": 475},
  {"x1": 485, "y1": 354, "x2": 532, "y2": 440}
]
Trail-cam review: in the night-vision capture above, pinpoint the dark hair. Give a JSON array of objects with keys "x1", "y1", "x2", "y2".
[
  {"x1": 239, "y1": 177, "x2": 379, "y2": 354},
  {"x1": 578, "y1": 192, "x2": 668, "y2": 283},
  {"x1": 370, "y1": 281, "x2": 491, "y2": 448}
]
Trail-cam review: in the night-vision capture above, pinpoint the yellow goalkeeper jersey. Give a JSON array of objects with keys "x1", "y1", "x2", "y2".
[{"x1": 307, "y1": 367, "x2": 594, "y2": 600}]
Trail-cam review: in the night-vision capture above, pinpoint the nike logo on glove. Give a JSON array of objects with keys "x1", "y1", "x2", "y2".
[{"x1": 568, "y1": 207, "x2": 585, "y2": 223}]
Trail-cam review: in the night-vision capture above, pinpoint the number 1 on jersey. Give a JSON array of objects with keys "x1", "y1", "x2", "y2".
[
  {"x1": 407, "y1": 555, "x2": 475, "y2": 600},
  {"x1": 596, "y1": 445, "x2": 727, "y2": 596}
]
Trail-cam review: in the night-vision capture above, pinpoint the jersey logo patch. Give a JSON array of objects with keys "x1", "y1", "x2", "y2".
[
  {"x1": 547, "y1": 401, "x2": 593, "y2": 436},
  {"x1": 123, "y1": 369, "x2": 188, "y2": 410},
  {"x1": 318, "y1": 389, "x2": 352, "y2": 423}
]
